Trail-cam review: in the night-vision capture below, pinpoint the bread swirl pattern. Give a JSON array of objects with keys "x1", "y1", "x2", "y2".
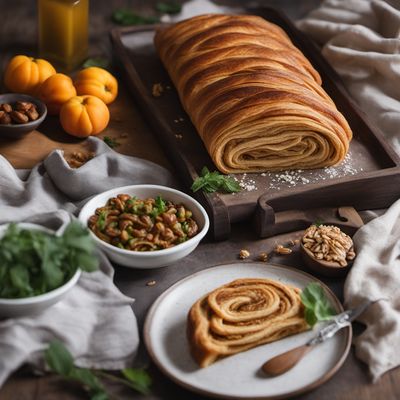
[
  {"x1": 154, "y1": 14, "x2": 352, "y2": 173},
  {"x1": 187, "y1": 278, "x2": 308, "y2": 368}
]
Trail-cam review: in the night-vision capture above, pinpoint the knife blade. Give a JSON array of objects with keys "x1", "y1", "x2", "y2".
[{"x1": 307, "y1": 299, "x2": 373, "y2": 346}]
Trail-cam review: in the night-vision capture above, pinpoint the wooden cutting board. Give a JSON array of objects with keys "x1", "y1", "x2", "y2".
[{"x1": 0, "y1": 86, "x2": 172, "y2": 171}]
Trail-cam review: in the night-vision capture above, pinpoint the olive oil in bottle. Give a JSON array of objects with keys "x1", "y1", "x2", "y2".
[{"x1": 38, "y1": 0, "x2": 89, "y2": 71}]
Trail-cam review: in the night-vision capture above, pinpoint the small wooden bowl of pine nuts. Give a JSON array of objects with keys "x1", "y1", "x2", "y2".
[{"x1": 300, "y1": 224, "x2": 357, "y2": 278}]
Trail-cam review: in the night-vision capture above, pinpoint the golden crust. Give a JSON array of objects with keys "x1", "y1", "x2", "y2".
[
  {"x1": 154, "y1": 14, "x2": 352, "y2": 173},
  {"x1": 187, "y1": 278, "x2": 309, "y2": 368}
]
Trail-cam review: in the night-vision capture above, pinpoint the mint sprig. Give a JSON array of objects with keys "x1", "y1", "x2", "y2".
[
  {"x1": 300, "y1": 282, "x2": 337, "y2": 327},
  {"x1": 191, "y1": 166, "x2": 241, "y2": 194}
]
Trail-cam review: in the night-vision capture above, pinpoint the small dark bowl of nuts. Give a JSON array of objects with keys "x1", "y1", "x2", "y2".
[
  {"x1": 0, "y1": 93, "x2": 47, "y2": 139},
  {"x1": 300, "y1": 224, "x2": 357, "y2": 278}
]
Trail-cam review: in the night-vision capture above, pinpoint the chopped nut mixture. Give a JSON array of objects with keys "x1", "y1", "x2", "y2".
[
  {"x1": 152, "y1": 83, "x2": 164, "y2": 97},
  {"x1": 239, "y1": 249, "x2": 250, "y2": 259},
  {"x1": 88, "y1": 194, "x2": 199, "y2": 251},
  {"x1": 302, "y1": 224, "x2": 355, "y2": 266}
]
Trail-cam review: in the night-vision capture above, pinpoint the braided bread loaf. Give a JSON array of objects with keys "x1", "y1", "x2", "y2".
[
  {"x1": 187, "y1": 278, "x2": 308, "y2": 367},
  {"x1": 154, "y1": 14, "x2": 352, "y2": 173}
]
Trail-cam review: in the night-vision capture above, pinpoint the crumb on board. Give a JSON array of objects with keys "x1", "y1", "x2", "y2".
[
  {"x1": 146, "y1": 280, "x2": 156, "y2": 287},
  {"x1": 227, "y1": 151, "x2": 365, "y2": 195},
  {"x1": 175, "y1": 133, "x2": 183, "y2": 139},
  {"x1": 152, "y1": 83, "x2": 164, "y2": 97},
  {"x1": 233, "y1": 173, "x2": 258, "y2": 192},
  {"x1": 258, "y1": 252, "x2": 268, "y2": 262}
]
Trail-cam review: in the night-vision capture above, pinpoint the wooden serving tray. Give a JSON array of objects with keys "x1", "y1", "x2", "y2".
[{"x1": 110, "y1": 7, "x2": 400, "y2": 240}]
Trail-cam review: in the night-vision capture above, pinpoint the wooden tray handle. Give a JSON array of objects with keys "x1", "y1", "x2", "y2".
[{"x1": 253, "y1": 203, "x2": 364, "y2": 238}]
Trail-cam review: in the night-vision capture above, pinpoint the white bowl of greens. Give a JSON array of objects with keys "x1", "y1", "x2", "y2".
[{"x1": 0, "y1": 221, "x2": 98, "y2": 318}]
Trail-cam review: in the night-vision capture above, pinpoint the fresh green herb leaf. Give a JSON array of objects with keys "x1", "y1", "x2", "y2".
[
  {"x1": 96, "y1": 211, "x2": 107, "y2": 231},
  {"x1": 150, "y1": 195, "x2": 167, "y2": 218},
  {"x1": 90, "y1": 393, "x2": 109, "y2": 400},
  {"x1": 155, "y1": 196, "x2": 166, "y2": 213},
  {"x1": 155, "y1": 2, "x2": 182, "y2": 14},
  {"x1": 44, "y1": 341, "x2": 151, "y2": 398},
  {"x1": 82, "y1": 57, "x2": 110, "y2": 70},
  {"x1": 300, "y1": 282, "x2": 337, "y2": 327},
  {"x1": 122, "y1": 368, "x2": 152, "y2": 395},
  {"x1": 191, "y1": 166, "x2": 241, "y2": 194},
  {"x1": 112, "y1": 9, "x2": 159, "y2": 26},
  {"x1": 45, "y1": 341, "x2": 74, "y2": 376},
  {"x1": 126, "y1": 197, "x2": 137, "y2": 206},
  {"x1": 0, "y1": 222, "x2": 98, "y2": 299},
  {"x1": 103, "y1": 136, "x2": 120, "y2": 149},
  {"x1": 45, "y1": 341, "x2": 108, "y2": 399},
  {"x1": 69, "y1": 368, "x2": 105, "y2": 394}
]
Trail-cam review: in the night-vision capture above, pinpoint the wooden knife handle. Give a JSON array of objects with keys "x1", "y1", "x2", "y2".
[{"x1": 261, "y1": 344, "x2": 314, "y2": 376}]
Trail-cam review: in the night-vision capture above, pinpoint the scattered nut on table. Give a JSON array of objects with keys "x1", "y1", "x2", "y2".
[
  {"x1": 302, "y1": 224, "x2": 355, "y2": 266},
  {"x1": 274, "y1": 244, "x2": 292, "y2": 255},
  {"x1": 65, "y1": 151, "x2": 95, "y2": 168},
  {"x1": 152, "y1": 83, "x2": 164, "y2": 97},
  {"x1": 258, "y1": 252, "x2": 269, "y2": 262},
  {"x1": 146, "y1": 280, "x2": 157, "y2": 287},
  {"x1": 239, "y1": 249, "x2": 250, "y2": 259}
]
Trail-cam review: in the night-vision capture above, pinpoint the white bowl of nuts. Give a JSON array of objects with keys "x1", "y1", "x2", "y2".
[
  {"x1": 79, "y1": 185, "x2": 210, "y2": 269},
  {"x1": 300, "y1": 224, "x2": 356, "y2": 277},
  {"x1": 0, "y1": 93, "x2": 47, "y2": 139}
]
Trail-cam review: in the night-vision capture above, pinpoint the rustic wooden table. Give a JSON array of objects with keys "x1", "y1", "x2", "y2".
[{"x1": 0, "y1": 1, "x2": 399, "y2": 399}]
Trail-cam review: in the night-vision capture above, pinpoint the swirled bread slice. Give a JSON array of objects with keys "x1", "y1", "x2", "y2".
[
  {"x1": 154, "y1": 14, "x2": 352, "y2": 173},
  {"x1": 187, "y1": 278, "x2": 308, "y2": 368}
]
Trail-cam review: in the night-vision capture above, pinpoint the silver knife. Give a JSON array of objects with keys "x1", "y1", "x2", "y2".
[{"x1": 261, "y1": 300, "x2": 376, "y2": 376}]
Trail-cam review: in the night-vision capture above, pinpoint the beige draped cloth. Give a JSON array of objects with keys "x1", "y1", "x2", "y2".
[
  {"x1": 298, "y1": 0, "x2": 400, "y2": 155},
  {"x1": 299, "y1": 0, "x2": 400, "y2": 382}
]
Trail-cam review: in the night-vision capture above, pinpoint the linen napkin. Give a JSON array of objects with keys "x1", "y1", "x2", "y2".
[
  {"x1": 0, "y1": 211, "x2": 140, "y2": 386},
  {"x1": 298, "y1": 0, "x2": 400, "y2": 381},
  {"x1": 0, "y1": 136, "x2": 175, "y2": 222},
  {"x1": 0, "y1": 138, "x2": 174, "y2": 386},
  {"x1": 344, "y1": 199, "x2": 400, "y2": 382},
  {"x1": 297, "y1": 0, "x2": 400, "y2": 155}
]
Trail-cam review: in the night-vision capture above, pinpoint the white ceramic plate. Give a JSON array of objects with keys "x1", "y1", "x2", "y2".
[{"x1": 144, "y1": 262, "x2": 351, "y2": 399}]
